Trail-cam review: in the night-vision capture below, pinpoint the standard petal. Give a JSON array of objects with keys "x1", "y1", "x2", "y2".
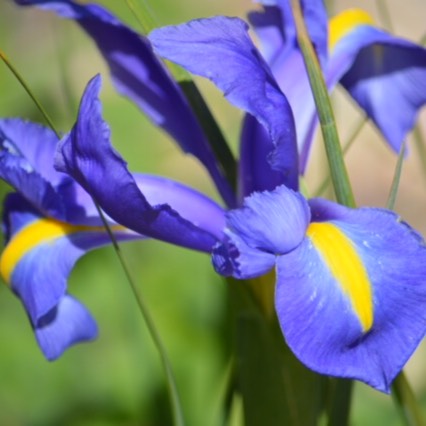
[
  {"x1": 149, "y1": 16, "x2": 299, "y2": 191},
  {"x1": 246, "y1": 0, "x2": 327, "y2": 173},
  {"x1": 0, "y1": 133, "x2": 65, "y2": 219},
  {"x1": 0, "y1": 119, "x2": 62, "y2": 184},
  {"x1": 14, "y1": 0, "x2": 234, "y2": 207},
  {"x1": 35, "y1": 295, "x2": 98, "y2": 361},
  {"x1": 1, "y1": 195, "x2": 139, "y2": 326},
  {"x1": 55, "y1": 76, "x2": 222, "y2": 252},
  {"x1": 276, "y1": 203, "x2": 426, "y2": 393},
  {"x1": 227, "y1": 185, "x2": 310, "y2": 254},
  {"x1": 328, "y1": 13, "x2": 426, "y2": 152}
]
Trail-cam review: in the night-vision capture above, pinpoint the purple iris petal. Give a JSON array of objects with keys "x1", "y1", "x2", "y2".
[
  {"x1": 212, "y1": 233, "x2": 275, "y2": 279},
  {"x1": 133, "y1": 174, "x2": 225, "y2": 240},
  {"x1": 212, "y1": 185, "x2": 310, "y2": 278},
  {"x1": 276, "y1": 202, "x2": 426, "y2": 393},
  {"x1": 332, "y1": 26, "x2": 426, "y2": 153},
  {"x1": 2, "y1": 197, "x2": 139, "y2": 359},
  {"x1": 5, "y1": 205, "x2": 139, "y2": 325},
  {"x1": 35, "y1": 295, "x2": 98, "y2": 361},
  {"x1": 14, "y1": 0, "x2": 234, "y2": 207},
  {"x1": 55, "y1": 75, "x2": 223, "y2": 252},
  {"x1": 227, "y1": 185, "x2": 310, "y2": 254},
  {"x1": 149, "y1": 16, "x2": 299, "y2": 192},
  {"x1": 0, "y1": 131, "x2": 65, "y2": 220},
  {"x1": 0, "y1": 119, "x2": 62, "y2": 185}
]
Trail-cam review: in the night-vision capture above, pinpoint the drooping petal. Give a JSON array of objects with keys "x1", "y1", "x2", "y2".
[
  {"x1": 35, "y1": 295, "x2": 98, "y2": 361},
  {"x1": 55, "y1": 75, "x2": 224, "y2": 252},
  {"x1": 275, "y1": 200, "x2": 426, "y2": 393},
  {"x1": 1, "y1": 194, "x2": 139, "y2": 359},
  {"x1": 1, "y1": 194, "x2": 139, "y2": 325},
  {"x1": 133, "y1": 174, "x2": 225, "y2": 240},
  {"x1": 328, "y1": 10, "x2": 426, "y2": 153},
  {"x1": 14, "y1": 0, "x2": 234, "y2": 207},
  {"x1": 149, "y1": 16, "x2": 299, "y2": 192}
]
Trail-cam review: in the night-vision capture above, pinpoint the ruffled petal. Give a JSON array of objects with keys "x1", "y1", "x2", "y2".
[
  {"x1": 55, "y1": 75, "x2": 223, "y2": 252},
  {"x1": 328, "y1": 14, "x2": 426, "y2": 152},
  {"x1": 35, "y1": 295, "x2": 98, "y2": 361},
  {"x1": 212, "y1": 233, "x2": 275, "y2": 279},
  {"x1": 227, "y1": 185, "x2": 310, "y2": 254},
  {"x1": 275, "y1": 202, "x2": 426, "y2": 392},
  {"x1": 14, "y1": 0, "x2": 234, "y2": 207},
  {"x1": 212, "y1": 185, "x2": 310, "y2": 279},
  {"x1": 149, "y1": 16, "x2": 299, "y2": 191}
]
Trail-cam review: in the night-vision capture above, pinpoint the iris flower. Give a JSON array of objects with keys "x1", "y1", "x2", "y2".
[
  {"x1": 8, "y1": 0, "x2": 426, "y2": 392},
  {"x1": 0, "y1": 116, "x2": 225, "y2": 360}
]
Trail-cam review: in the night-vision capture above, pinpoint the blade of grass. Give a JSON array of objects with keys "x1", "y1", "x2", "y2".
[{"x1": 0, "y1": 49, "x2": 185, "y2": 426}]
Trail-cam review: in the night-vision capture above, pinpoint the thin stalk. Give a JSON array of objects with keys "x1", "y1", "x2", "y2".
[
  {"x1": 315, "y1": 116, "x2": 367, "y2": 197},
  {"x1": 413, "y1": 126, "x2": 426, "y2": 181},
  {"x1": 95, "y1": 206, "x2": 185, "y2": 426},
  {"x1": 392, "y1": 372, "x2": 425, "y2": 426},
  {"x1": 0, "y1": 49, "x2": 58, "y2": 136},
  {"x1": 386, "y1": 141, "x2": 406, "y2": 210},
  {"x1": 0, "y1": 50, "x2": 185, "y2": 426},
  {"x1": 290, "y1": 0, "x2": 355, "y2": 208}
]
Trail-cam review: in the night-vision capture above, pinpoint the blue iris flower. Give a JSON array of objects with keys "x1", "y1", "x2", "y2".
[{"x1": 6, "y1": 0, "x2": 426, "y2": 393}]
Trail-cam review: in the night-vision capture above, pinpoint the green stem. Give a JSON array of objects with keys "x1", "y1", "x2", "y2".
[
  {"x1": 392, "y1": 372, "x2": 425, "y2": 426},
  {"x1": 290, "y1": 0, "x2": 355, "y2": 208},
  {"x1": 0, "y1": 49, "x2": 185, "y2": 426},
  {"x1": 315, "y1": 115, "x2": 367, "y2": 197}
]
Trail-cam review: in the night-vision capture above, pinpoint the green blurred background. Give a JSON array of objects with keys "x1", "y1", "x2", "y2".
[{"x1": 1, "y1": 0, "x2": 426, "y2": 424}]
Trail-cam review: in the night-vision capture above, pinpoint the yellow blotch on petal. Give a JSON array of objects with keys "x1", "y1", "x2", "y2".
[
  {"x1": 329, "y1": 9, "x2": 375, "y2": 52},
  {"x1": 306, "y1": 222, "x2": 373, "y2": 332},
  {"x1": 0, "y1": 218, "x2": 122, "y2": 285}
]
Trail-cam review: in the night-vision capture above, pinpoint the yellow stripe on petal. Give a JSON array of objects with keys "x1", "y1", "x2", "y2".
[
  {"x1": 306, "y1": 222, "x2": 373, "y2": 332},
  {"x1": 0, "y1": 218, "x2": 123, "y2": 285},
  {"x1": 329, "y1": 9, "x2": 375, "y2": 52}
]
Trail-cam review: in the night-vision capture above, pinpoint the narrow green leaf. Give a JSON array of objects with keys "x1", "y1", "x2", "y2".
[
  {"x1": 179, "y1": 80, "x2": 237, "y2": 193},
  {"x1": 290, "y1": 0, "x2": 355, "y2": 208},
  {"x1": 125, "y1": 0, "x2": 157, "y2": 34}
]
